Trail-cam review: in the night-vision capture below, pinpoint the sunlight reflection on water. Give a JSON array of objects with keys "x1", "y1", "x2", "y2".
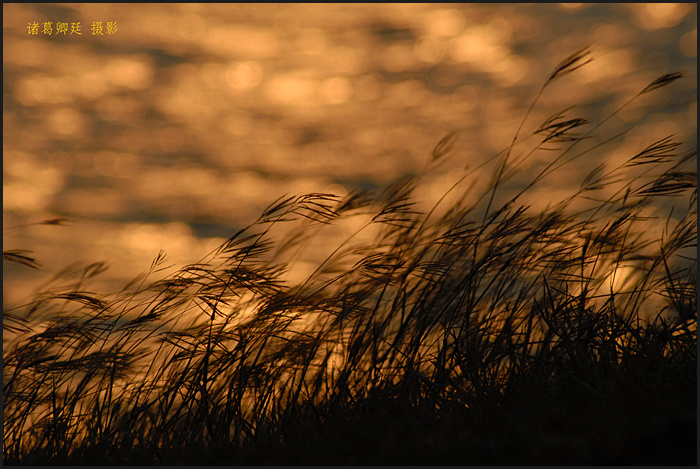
[{"x1": 3, "y1": 3, "x2": 697, "y2": 310}]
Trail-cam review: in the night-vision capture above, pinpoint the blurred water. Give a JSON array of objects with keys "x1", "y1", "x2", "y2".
[{"x1": 3, "y1": 3, "x2": 697, "y2": 306}]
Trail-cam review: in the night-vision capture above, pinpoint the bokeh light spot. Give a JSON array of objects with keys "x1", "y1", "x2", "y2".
[
  {"x1": 48, "y1": 108, "x2": 86, "y2": 136},
  {"x1": 423, "y1": 9, "x2": 465, "y2": 37},
  {"x1": 414, "y1": 35, "x2": 445, "y2": 63},
  {"x1": 320, "y1": 76, "x2": 353, "y2": 105},
  {"x1": 226, "y1": 61, "x2": 264, "y2": 91}
]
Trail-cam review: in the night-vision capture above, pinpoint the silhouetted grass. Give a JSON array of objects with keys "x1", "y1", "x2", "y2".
[{"x1": 3, "y1": 48, "x2": 696, "y2": 465}]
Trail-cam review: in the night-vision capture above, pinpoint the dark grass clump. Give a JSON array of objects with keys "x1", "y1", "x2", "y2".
[{"x1": 3, "y1": 48, "x2": 696, "y2": 465}]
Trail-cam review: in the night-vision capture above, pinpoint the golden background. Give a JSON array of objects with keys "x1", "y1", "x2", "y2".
[{"x1": 3, "y1": 3, "x2": 697, "y2": 308}]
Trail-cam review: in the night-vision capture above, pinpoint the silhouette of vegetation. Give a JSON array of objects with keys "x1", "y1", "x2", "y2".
[{"x1": 3, "y1": 48, "x2": 696, "y2": 465}]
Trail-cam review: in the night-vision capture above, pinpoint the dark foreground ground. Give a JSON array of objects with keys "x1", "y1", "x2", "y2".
[
  {"x1": 212, "y1": 369, "x2": 696, "y2": 466},
  {"x1": 17, "y1": 358, "x2": 694, "y2": 466}
]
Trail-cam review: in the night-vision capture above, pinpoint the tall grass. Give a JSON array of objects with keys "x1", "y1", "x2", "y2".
[{"x1": 3, "y1": 48, "x2": 696, "y2": 465}]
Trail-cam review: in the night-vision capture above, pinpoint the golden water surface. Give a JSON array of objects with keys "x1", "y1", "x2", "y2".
[{"x1": 3, "y1": 3, "x2": 697, "y2": 312}]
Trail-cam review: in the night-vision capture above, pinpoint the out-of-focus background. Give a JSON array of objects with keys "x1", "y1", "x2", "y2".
[{"x1": 3, "y1": 3, "x2": 697, "y2": 308}]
